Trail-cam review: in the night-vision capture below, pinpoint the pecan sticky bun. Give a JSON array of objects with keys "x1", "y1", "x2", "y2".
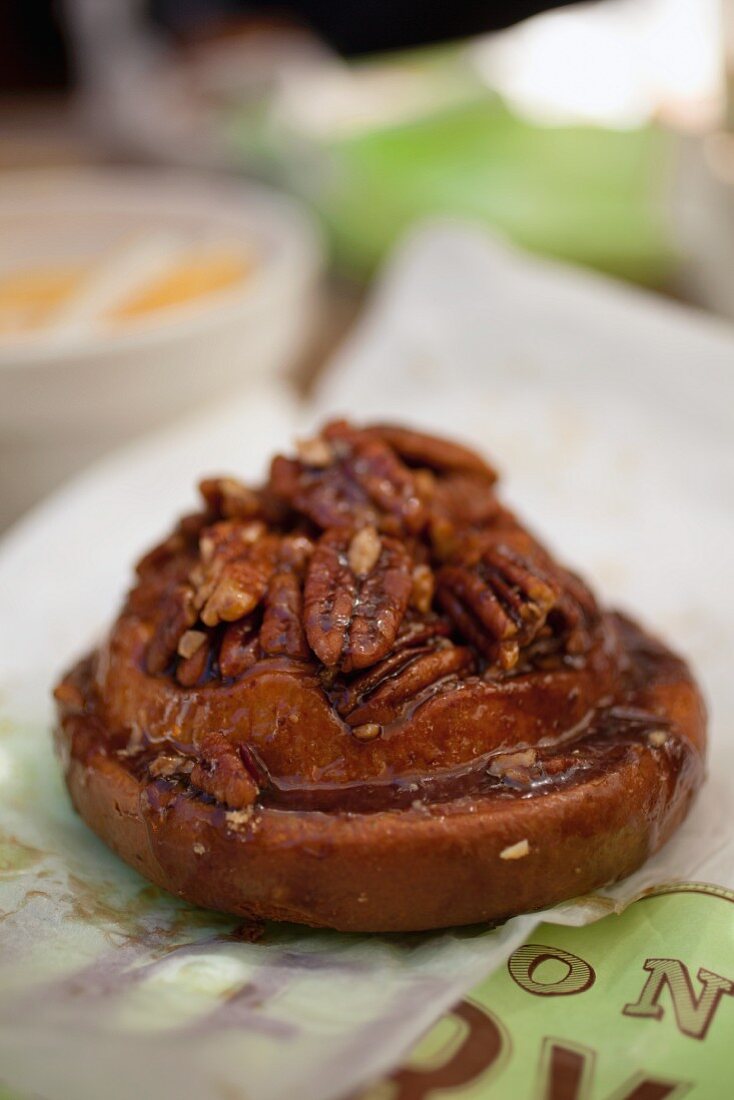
[{"x1": 54, "y1": 421, "x2": 706, "y2": 931}]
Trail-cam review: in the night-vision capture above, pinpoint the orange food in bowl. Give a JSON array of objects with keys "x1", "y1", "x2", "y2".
[
  {"x1": 0, "y1": 265, "x2": 86, "y2": 336},
  {"x1": 108, "y1": 249, "x2": 252, "y2": 321},
  {"x1": 0, "y1": 248, "x2": 253, "y2": 339}
]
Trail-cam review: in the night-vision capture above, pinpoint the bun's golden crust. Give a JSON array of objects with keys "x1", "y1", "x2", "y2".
[{"x1": 54, "y1": 422, "x2": 706, "y2": 931}]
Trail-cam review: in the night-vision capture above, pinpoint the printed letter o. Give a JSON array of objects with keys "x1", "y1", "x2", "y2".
[{"x1": 508, "y1": 943, "x2": 596, "y2": 997}]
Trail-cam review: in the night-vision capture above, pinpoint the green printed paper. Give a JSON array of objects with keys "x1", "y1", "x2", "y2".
[{"x1": 370, "y1": 885, "x2": 734, "y2": 1099}]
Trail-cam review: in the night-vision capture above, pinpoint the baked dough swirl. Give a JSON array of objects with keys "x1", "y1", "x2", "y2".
[{"x1": 55, "y1": 421, "x2": 706, "y2": 931}]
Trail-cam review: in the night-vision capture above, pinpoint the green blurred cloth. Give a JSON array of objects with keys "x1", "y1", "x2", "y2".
[{"x1": 231, "y1": 90, "x2": 675, "y2": 286}]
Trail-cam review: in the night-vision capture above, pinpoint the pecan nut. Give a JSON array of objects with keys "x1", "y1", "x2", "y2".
[
  {"x1": 178, "y1": 629, "x2": 207, "y2": 660},
  {"x1": 135, "y1": 511, "x2": 207, "y2": 579},
  {"x1": 347, "y1": 525, "x2": 382, "y2": 576},
  {"x1": 428, "y1": 472, "x2": 501, "y2": 532},
  {"x1": 146, "y1": 583, "x2": 197, "y2": 674},
  {"x1": 409, "y1": 563, "x2": 435, "y2": 613},
  {"x1": 304, "y1": 527, "x2": 412, "y2": 671},
  {"x1": 190, "y1": 732, "x2": 259, "y2": 809},
  {"x1": 140, "y1": 420, "x2": 598, "y2": 694},
  {"x1": 370, "y1": 423, "x2": 497, "y2": 482},
  {"x1": 340, "y1": 644, "x2": 474, "y2": 727},
  {"x1": 295, "y1": 435, "x2": 334, "y2": 468},
  {"x1": 259, "y1": 534, "x2": 313, "y2": 660},
  {"x1": 260, "y1": 570, "x2": 309, "y2": 659},
  {"x1": 199, "y1": 476, "x2": 264, "y2": 520},
  {"x1": 176, "y1": 632, "x2": 212, "y2": 687},
  {"x1": 268, "y1": 420, "x2": 425, "y2": 535},
  {"x1": 219, "y1": 617, "x2": 261, "y2": 679},
  {"x1": 192, "y1": 521, "x2": 278, "y2": 627},
  {"x1": 547, "y1": 567, "x2": 598, "y2": 655},
  {"x1": 437, "y1": 544, "x2": 558, "y2": 669}
]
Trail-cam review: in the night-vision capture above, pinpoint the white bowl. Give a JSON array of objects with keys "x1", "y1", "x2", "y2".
[{"x1": 0, "y1": 168, "x2": 323, "y2": 530}]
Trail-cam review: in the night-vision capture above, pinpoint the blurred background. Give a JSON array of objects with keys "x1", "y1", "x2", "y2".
[{"x1": 1, "y1": 0, "x2": 733, "y2": 529}]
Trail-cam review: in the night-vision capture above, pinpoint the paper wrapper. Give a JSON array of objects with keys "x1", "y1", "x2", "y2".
[{"x1": 1, "y1": 227, "x2": 733, "y2": 1100}]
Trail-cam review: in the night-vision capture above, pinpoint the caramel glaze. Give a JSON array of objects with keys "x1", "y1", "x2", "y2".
[{"x1": 58, "y1": 614, "x2": 704, "y2": 820}]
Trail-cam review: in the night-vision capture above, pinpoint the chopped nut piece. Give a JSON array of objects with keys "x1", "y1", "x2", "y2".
[
  {"x1": 199, "y1": 477, "x2": 262, "y2": 519},
  {"x1": 53, "y1": 681, "x2": 84, "y2": 709},
  {"x1": 500, "y1": 839, "x2": 530, "y2": 860},
  {"x1": 414, "y1": 469, "x2": 436, "y2": 499},
  {"x1": 296, "y1": 436, "x2": 334, "y2": 468},
  {"x1": 176, "y1": 638, "x2": 210, "y2": 687},
  {"x1": 348, "y1": 526, "x2": 382, "y2": 577},
  {"x1": 648, "y1": 730, "x2": 667, "y2": 747},
  {"x1": 489, "y1": 749, "x2": 537, "y2": 778},
  {"x1": 193, "y1": 522, "x2": 278, "y2": 628},
  {"x1": 200, "y1": 535, "x2": 216, "y2": 563},
  {"x1": 177, "y1": 629, "x2": 207, "y2": 660},
  {"x1": 219, "y1": 479, "x2": 259, "y2": 518},
  {"x1": 149, "y1": 754, "x2": 190, "y2": 778},
  {"x1": 193, "y1": 842, "x2": 206, "y2": 855},
  {"x1": 225, "y1": 808, "x2": 254, "y2": 831},
  {"x1": 498, "y1": 639, "x2": 520, "y2": 671},
  {"x1": 352, "y1": 723, "x2": 382, "y2": 741},
  {"x1": 241, "y1": 522, "x2": 266, "y2": 545},
  {"x1": 201, "y1": 572, "x2": 256, "y2": 627},
  {"x1": 410, "y1": 564, "x2": 435, "y2": 613}
]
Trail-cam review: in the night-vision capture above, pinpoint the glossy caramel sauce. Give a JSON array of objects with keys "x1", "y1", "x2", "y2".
[{"x1": 59, "y1": 614, "x2": 702, "y2": 817}]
